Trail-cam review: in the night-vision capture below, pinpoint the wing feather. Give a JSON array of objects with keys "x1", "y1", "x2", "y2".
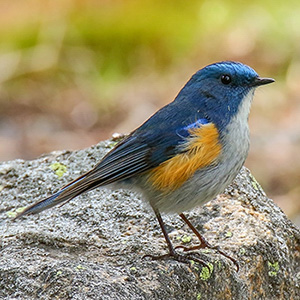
[{"x1": 15, "y1": 116, "x2": 210, "y2": 218}]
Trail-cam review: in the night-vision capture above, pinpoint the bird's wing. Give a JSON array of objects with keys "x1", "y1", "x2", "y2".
[
  {"x1": 15, "y1": 117, "x2": 218, "y2": 218},
  {"x1": 148, "y1": 120, "x2": 222, "y2": 193}
]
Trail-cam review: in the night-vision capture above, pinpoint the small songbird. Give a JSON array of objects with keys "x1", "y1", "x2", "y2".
[{"x1": 15, "y1": 61, "x2": 274, "y2": 270}]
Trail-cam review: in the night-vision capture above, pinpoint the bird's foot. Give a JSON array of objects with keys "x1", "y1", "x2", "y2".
[
  {"x1": 143, "y1": 249, "x2": 209, "y2": 268},
  {"x1": 175, "y1": 243, "x2": 239, "y2": 272}
]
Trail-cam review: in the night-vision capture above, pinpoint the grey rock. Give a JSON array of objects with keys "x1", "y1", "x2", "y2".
[{"x1": 0, "y1": 140, "x2": 299, "y2": 300}]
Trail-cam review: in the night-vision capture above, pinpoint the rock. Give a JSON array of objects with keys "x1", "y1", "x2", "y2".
[{"x1": 0, "y1": 140, "x2": 299, "y2": 299}]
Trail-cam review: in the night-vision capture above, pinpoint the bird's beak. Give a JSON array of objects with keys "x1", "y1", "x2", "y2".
[{"x1": 252, "y1": 77, "x2": 275, "y2": 87}]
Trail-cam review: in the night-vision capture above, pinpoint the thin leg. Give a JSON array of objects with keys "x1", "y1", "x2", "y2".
[
  {"x1": 177, "y1": 213, "x2": 239, "y2": 272},
  {"x1": 143, "y1": 208, "x2": 208, "y2": 266},
  {"x1": 179, "y1": 213, "x2": 210, "y2": 248},
  {"x1": 153, "y1": 207, "x2": 176, "y2": 256}
]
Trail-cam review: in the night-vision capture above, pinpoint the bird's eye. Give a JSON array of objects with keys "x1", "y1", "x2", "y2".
[{"x1": 221, "y1": 74, "x2": 231, "y2": 85}]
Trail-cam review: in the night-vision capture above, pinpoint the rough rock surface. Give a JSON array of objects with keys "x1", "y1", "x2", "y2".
[{"x1": 0, "y1": 140, "x2": 299, "y2": 300}]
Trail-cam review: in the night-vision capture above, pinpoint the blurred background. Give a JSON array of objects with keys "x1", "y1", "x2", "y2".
[{"x1": 0, "y1": 0, "x2": 299, "y2": 225}]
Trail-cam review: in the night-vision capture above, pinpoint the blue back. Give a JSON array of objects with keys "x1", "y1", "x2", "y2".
[{"x1": 129, "y1": 61, "x2": 259, "y2": 164}]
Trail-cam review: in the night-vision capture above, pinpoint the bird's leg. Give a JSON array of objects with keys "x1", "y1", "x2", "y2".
[
  {"x1": 143, "y1": 208, "x2": 208, "y2": 267},
  {"x1": 176, "y1": 213, "x2": 239, "y2": 271},
  {"x1": 177, "y1": 213, "x2": 212, "y2": 251}
]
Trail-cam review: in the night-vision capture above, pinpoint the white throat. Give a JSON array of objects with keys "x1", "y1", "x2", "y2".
[{"x1": 236, "y1": 89, "x2": 255, "y2": 122}]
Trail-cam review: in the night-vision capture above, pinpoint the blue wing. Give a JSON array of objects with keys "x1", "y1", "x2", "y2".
[{"x1": 15, "y1": 101, "x2": 209, "y2": 218}]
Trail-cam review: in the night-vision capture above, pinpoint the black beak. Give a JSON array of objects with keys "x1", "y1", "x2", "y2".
[{"x1": 252, "y1": 77, "x2": 275, "y2": 87}]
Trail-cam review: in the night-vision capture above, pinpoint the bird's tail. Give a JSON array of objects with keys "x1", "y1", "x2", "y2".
[{"x1": 14, "y1": 172, "x2": 94, "y2": 219}]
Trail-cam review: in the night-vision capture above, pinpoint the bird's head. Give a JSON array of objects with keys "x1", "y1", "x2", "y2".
[{"x1": 181, "y1": 61, "x2": 274, "y2": 129}]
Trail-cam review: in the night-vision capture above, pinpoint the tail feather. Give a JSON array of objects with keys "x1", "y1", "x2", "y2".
[
  {"x1": 14, "y1": 173, "x2": 91, "y2": 219},
  {"x1": 13, "y1": 134, "x2": 154, "y2": 220},
  {"x1": 14, "y1": 190, "x2": 65, "y2": 219}
]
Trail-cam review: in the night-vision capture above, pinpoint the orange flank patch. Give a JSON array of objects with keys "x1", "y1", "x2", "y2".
[{"x1": 149, "y1": 123, "x2": 222, "y2": 193}]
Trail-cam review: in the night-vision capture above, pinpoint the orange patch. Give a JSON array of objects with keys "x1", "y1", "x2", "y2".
[{"x1": 149, "y1": 123, "x2": 221, "y2": 193}]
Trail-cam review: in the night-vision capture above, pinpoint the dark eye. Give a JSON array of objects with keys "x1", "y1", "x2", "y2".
[{"x1": 221, "y1": 74, "x2": 231, "y2": 85}]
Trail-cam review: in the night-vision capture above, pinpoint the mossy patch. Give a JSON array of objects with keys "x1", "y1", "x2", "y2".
[
  {"x1": 7, "y1": 206, "x2": 26, "y2": 218},
  {"x1": 249, "y1": 173, "x2": 261, "y2": 191},
  {"x1": 181, "y1": 234, "x2": 192, "y2": 243},
  {"x1": 50, "y1": 162, "x2": 67, "y2": 178},
  {"x1": 75, "y1": 264, "x2": 86, "y2": 271},
  {"x1": 200, "y1": 262, "x2": 214, "y2": 280},
  {"x1": 268, "y1": 261, "x2": 279, "y2": 277}
]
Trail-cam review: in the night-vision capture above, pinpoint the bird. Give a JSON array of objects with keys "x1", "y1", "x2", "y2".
[{"x1": 14, "y1": 61, "x2": 274, "y2": 270}]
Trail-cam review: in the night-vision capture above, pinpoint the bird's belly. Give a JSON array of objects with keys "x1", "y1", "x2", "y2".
[{"x1": 150, "y1": 159, "x2": 244, "y2": 213}]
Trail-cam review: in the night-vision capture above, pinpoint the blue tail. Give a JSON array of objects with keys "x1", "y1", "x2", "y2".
[
  {"x1": 15, "y1": 190, "x2": 64, "y2": 218},
  {"x1": 14, "y1": 173, "x2": 90, "y2": 219}
]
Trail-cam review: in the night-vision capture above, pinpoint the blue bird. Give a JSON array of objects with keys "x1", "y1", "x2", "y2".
[{"x1": 15, "y1": 61, "x2": 274, "y2": 270}]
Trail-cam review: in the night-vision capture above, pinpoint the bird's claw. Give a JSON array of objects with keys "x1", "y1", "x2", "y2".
[
  {"x1": 175, "y1": 243, "x2": 239, "y2": 272},
  {"x1": 143, "y1": 250, "x2": 209, "y2": 269}
]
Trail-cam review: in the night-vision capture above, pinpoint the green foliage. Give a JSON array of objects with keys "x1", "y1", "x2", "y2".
[
  {"x1": 1, "y1": 0, "x2": 298, "y2": 119},
  {"x1": 1, "y1": 0, "x2": 299, "y2": 86},
  {"x1": 67, "y1": 0, "x2": 201, "y2": 78}
]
